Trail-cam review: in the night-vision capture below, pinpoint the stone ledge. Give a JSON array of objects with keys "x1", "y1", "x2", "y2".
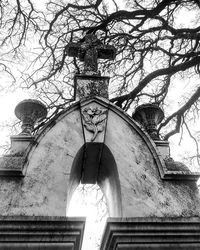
[
  {"x1": 100, "y1": 217, "x2": 200, "y2": 250},
  {"x1": 162, "y1": 170, "x2": 200, "y2": 181},
  {"x1": 0, "y1": 155, "x2": 26, "y2": 176},
  {"x1": 162, "y1": 157, "x2": 200, "y2": 181},
  {"x1": 0, "y1": 216, "x2": 85, "y2": 250}
]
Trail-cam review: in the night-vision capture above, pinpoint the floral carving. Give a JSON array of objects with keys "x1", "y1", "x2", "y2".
[{"x1": 82, "y1": 106, "x2": 108, "y2": 141}]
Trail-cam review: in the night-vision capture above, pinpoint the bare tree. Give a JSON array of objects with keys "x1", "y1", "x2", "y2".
[{"x1": 0, "y1": 0, "x2": 200, "y2": 164}]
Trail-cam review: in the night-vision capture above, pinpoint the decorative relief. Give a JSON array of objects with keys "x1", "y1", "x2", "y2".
[
  {"x1": 81, "y1": 106, "x2": 108, "y2": 141},
  {"x1": 76, "y1": 77, "x2": 109, "y2": 99}
]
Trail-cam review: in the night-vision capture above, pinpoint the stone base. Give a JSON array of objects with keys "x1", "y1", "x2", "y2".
[
  {"x1": 74, "y1": 74, "x2": 110, "y2": 100},
  {"x1": 0, "y1": 216, "x2": 85, "y2": 250},
  {"x1": 101, "y1": 217, "x2": 200, "y2": 250},
  {"x1": 0, "y1": 135, "x2": 35, "y2": 176},
  {"x1": 10, "y1": 135, "x2": 34, "y2": 155},
  {"x1": 0, "y1": 155, "x2": 26, "y2": 176},
  {"x1": 154, "y1": 140, "x2": 170, "y2": 159}
]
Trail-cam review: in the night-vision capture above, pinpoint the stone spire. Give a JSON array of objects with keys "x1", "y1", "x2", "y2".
[{"x1": 66, "y1": 34, "x2": 116, "y2": 100}]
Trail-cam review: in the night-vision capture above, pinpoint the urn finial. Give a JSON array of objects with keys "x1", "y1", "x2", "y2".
[
  {"x1": 132, "y1": 103, "x2": 164, "y2": 140},
  {"x1": 15, "y1": 99, "x2": 47, "y2": 135}
]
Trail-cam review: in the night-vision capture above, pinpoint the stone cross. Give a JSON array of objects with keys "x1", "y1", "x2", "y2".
[{"x1": 66, "y1": 34, "x2": 116, "y2": 75}]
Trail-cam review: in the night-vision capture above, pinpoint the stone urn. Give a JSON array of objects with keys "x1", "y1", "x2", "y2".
[
  {"x1": 132, "y1": 103, "x2": 164, "y2": 140},
  {"x1": 15, "y1": 99, "x2": 47, "y2": 135}
]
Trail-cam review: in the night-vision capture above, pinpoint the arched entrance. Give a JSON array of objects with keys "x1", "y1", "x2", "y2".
[{"x1": 66, "y1": 142, "x2": 122, "y2": 217}]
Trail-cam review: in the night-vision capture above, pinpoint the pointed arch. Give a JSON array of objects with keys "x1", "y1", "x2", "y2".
[{"x1": 67, "y1": 142, "x2": 122, "y2": 217}]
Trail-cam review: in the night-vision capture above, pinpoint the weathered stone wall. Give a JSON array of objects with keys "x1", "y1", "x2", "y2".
[
  {"x1": 0, "y1": 98, "x2": 199, "y2": 218},
  {"x1": 106, "y1": 109, "x2": 200, "y2": 217},
  {"x1": 0, "y1": 107, "x2": 84, "y2": 216}
]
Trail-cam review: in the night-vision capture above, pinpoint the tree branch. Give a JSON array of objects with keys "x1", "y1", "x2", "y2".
[{"x1": 110, "y1": 56, "x2": 200, "y2": 106}]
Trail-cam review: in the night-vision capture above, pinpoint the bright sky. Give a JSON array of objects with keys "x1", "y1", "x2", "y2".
[
  {"x1": 67, "y1": 184, "x2": 108, "y2": 250},
  {"x1": 0, "y1": 89, "x2": 31, "y2": 153}
]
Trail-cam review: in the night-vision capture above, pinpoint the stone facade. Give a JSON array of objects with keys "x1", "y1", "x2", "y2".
[
  {"x1": 1, "y1": 97, "x2": 199, "y2": 216},
  {"x1": 0, "y1": 97, "x2": 200, "y2": 249},
  {"x1": 1, "y1": 34, "x2": 200, "y2": 249}
]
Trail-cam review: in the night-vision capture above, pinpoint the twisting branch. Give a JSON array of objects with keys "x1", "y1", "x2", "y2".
[
  {"x1": 110, "y1": 56, "x2": 200, "y2": 107},
  {"x1": 183, "y1": 119, "x2": 200, "y2": 165},
  {"x1": 159, "y1": 86, "x2": 200, "y2": 139}
]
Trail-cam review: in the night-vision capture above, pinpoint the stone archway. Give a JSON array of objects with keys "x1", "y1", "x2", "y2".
[{"x1": 67, "y1": 142, "x2": 122, "y2": 217}]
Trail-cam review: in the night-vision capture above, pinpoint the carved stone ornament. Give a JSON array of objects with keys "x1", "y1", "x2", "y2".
[
  {"x1": 81, "y1": 106, "x2": 107, "y2": 141},
  {"x1": 75, "y1": 75, "x2": 109, "y2": 100},
  {"x1": 15, "y1": 99, "x2": 47, "y2": 136},
  {"x1": 132, "y1": 103, "x2": 164, "y2": 140},
  {"x1": 66, "y1": 34, "x2": 116, "y2": 75}
]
